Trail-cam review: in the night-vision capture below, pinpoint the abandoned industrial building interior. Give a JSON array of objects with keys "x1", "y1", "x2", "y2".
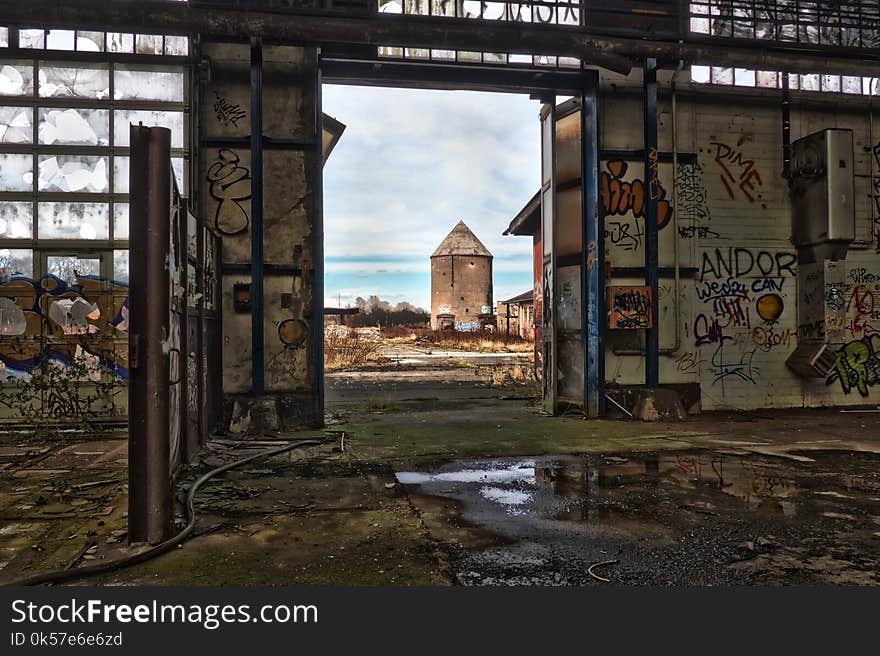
[{"x1": 0, "y1": 0, "x2": 879, "y2": 589}]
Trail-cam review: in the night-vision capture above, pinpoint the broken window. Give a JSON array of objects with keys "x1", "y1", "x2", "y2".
[
  {"x1": 0, "y1": 62, "x2": 34, "y2": 96},
  {"x1": 113, "y1": 110, "x2": 185, "y2": 148},
  {"x1": 38, "y1": 108, "x2": 110, "y2": 146},
  {"x1": 0, "y1": 106, "x2": 32, "y2": 143},
  {"x1": 38, "y1": 203, "x2": 110, "y2": 240},
  {"x1": 39, "y1": 64, "x2": 110, "y2": 99},
  {"x1": 115, "y1": 66, "x2": 184, "y2": 102},
  {"x1": 38, "y1": 155, "x2": 109, "y2": 193},
  {"x1": 0, "y1": 249, "x2": 33, "y2": 280},
  {"x1": 0, "y1": 203, "x2": 33, "y2": 239}
]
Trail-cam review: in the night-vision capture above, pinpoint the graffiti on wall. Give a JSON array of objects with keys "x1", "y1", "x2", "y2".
[
  {"x1": 826, "y1": 334, "x2": 880, "y2": 396},
  {"x1": 677, "y1": 160, "x2": 717, "y2": 239},
  {"x1": 708, "y1": 135, "x2": 768, "y2": 209},
  {"x1": 601, "y1": 159, "x2": 672, "y2": 252},
  {"x1": 213, "y1": 91, "x2": 247, "y2": 128},
  {"x1": 699, "y1": 247, "x2": 797, "y2": 282},
  {"x1": 207, "y1": 149, "x2": 251, "y2": 236},
  {"x1": 0, "y1": 273, "x2": 128, "y2": 421},
  {"x1": 607, "y1": 286, "x2": 652, "y2": 329}
]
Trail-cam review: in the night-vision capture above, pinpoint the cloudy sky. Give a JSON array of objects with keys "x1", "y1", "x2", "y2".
[{"x1": 322, "y1": 84, "x2": 540, "y2": 311}]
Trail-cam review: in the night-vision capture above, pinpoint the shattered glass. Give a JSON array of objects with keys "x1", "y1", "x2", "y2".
[
  {"x1": 114, "y1": 66, "x2": 184, "y2": 102},
  {"x1": 113, "y1": 110, "x2": 185, "y2": 148},
  {"x1": 136, "y1": 34, "x2": 164, "y2": 55},
  {"x1": 38, "y1": 108, "x2": 110, "y2": 146},
  {"x1": 38, "y1": 202, "x2": 110, "y2": 240},
  {"x1": 0, "y1": 154, "x2": 33, "y2": 191},
  {"x1": 0, "y1": 202, "x2": 33, "y2": 239},
  {"x1": 38, "y1": 156, "x2": 109, "y2": 193},
  {"x1": 0, "y1": 62, "x2": 35, "y2": 96},
  {"x1": 19, "y1": 29, "x2": 45, "y2": 49},
  {"x1": 39, "y1": 64, "x2": 110, "y2": 99},
  {"x1": 0, "y1": 106, "x2": 33, "y2": 143},
  {"x1": 0, "y1": 249, "x2": 33, "y2": 280},
  {"x1": 47, "y1": 256, "x2": 100, "y2": 287},
  {"x1": 164, "y1": 36, "x2": 188, "y2": 56},
  {"x1": 107, "y1": 33, "x2": 134, "y2": 53}
]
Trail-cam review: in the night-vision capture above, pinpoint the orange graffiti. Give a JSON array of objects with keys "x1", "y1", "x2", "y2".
[{"x1": 600, "y1": 160, "x2": 672, "y2": 229}]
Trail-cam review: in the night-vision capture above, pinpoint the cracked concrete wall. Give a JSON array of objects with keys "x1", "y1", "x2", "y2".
[{"x1": 200, "y1": 43, "x2": 319, "y2": 426}]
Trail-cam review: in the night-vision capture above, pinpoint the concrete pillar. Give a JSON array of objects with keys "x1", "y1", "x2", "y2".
[{"x1": 200, "y1": 42, "x2": 321, "y2": 433}]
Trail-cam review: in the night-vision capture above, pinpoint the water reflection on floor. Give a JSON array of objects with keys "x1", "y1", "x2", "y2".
[{"x1": 396, "y1": 452, "x2": 800, "y2": 524}]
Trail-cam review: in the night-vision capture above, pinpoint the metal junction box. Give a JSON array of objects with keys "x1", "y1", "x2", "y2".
[{"x1": 789, "y1": 128, "x2": 855, "y2": 252}]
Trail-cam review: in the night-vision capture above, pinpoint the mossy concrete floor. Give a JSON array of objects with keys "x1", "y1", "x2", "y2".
[{"x1": 1, "y1": 389, "x2": 878, "y2": 586}]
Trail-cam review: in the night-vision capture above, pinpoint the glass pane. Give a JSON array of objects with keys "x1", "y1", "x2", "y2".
[
  {"x1": 0, "y1": 106, "x2": 33, "y2": 143},
  {"x1": 0, "y1": 202, "x2": 33, "y2": 239},
  {"x1": 38, "y1": 108, "x2": 109, "y2": 145},
  {"x1": 113, "y1": 250, "x2": 129, "y2": 282},
  {"x1": 76, "y1": 31, "x2": 105, "y2": 52},
  {"x1": 0, "y1": 154, "x2": 33, "y2": 191},
  {"x1": 0, "y1": 62, "x2": 35, "y2": 96},
  {"x1": 39, "y1": 64, "x2": 110, "y2": 98},
  {"x1": 38, "y1": 155, "x2": 108, "y2": 193},
  {"x1": 38, "y1": 202, "x2": 110, "y2": 240},
  {"x1": 0, "y1": 249, "x2": 33, "y2": 280},
  {"x1": 107, "y1": 33, "x2": 134, "y2": 53},
  {"x1": 20, "y1": 29, "x2": 45, "y2": 49},
  {"x1": 47, "y1": 256, "x2": 100, "y2": 286},
  {"x1": 46, "y1": 30, "x2": 76, "y2": 50},
  {"x1": 136, "y1": 34, "x2": 163, "y2": 55},
  {"x1": 113, "y1": 203, "x2": 129, "y2": 240},
  {"x1": 114, "y1": 110, "x2": 184, "y2": 147},
  {"x1": 113, "y1": 156, "x2": 129, "y2": 194},
  {"x1": 164, "y1": 36, "x2": 188, "y2": 56},
  {"x1": 114, "y1": 66, "x2": 184, "y2": 101},
  {"x1": 0, "y1": 27, "x2": 8, "y2": 48},
  {"x1": 114, "y1": 156, "x2": 185, "y2": 194}
]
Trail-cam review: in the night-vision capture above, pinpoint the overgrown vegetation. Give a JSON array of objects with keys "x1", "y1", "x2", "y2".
[
  {"x1": 384, "y1": 326, "x2": 534, "y2": 353},
  {"x1": 0, "y1": 348, "x2": 123, "y2": 440},
  {"x1": 324, "y1": 332, "x2": 386, "y2": 370}
]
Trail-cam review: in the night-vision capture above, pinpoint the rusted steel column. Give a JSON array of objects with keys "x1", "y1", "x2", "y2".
[{"x1": 128, "y1": 125, "x2": 173, "y2": 545}]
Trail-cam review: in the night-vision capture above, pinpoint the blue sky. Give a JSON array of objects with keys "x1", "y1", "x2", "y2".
[{"x1": 322, "y1": 85, "x2": 540, "y2": 310}]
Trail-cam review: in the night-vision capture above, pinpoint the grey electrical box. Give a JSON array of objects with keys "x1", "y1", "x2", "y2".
[{"x1": 789, "y1": 128, "x2": 855, "y2": 249}]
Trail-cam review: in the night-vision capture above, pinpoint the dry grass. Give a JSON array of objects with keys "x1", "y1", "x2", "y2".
[
  {"x1": 324, "y1": 333, "x2": 386, "y2": 370},
  {"x1": 383, "y1": 326, "x2": 534, "y2": 353}
]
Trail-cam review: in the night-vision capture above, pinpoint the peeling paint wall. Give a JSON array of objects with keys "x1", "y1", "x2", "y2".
[
  {"x1": 200, "y1": 43, "x2": 318, "y2": 419},
  {"x1": 600, "y1": 70, "x2": 880, "y2": 410}
]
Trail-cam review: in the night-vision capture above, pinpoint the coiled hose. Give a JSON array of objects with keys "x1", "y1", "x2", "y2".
[{"x1": 3, "y1": 438, "x2": 328, "y2": 587}]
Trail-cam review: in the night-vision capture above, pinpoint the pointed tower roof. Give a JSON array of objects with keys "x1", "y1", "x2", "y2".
[{"x1": 431, "y1": 221, "x2": 493, "y2": 258}]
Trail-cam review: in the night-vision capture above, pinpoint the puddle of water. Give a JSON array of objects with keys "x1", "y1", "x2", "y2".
[{"x1": 396, "y1": 452, "x2": 803, "y2": 524}]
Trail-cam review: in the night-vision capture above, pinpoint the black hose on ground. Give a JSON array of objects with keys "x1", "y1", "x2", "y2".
[{"x1": 3, "y1": 438, "x2": 328, "y2": 587}]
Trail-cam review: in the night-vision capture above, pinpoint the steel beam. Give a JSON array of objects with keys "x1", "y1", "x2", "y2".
[
  {"x1": 643, "y1": 58, "x2": 659, "y2": 389},
  {"x1": 322, "y1": 58, "x2": 591, "y2": 94},
  {"x1": 312, "y1": 56, "x2": 325, "y2": 425},
  {"x1": 128, "y1": 125, "x2": 173, "y2": 545},
  {"x1": 580, "y1": 72, "x2": 604, "y2": 418},
  {"x1": 250, "y1": 37, "x2": 264, "y2": 395},
  {"x1": 3, "y1": 1, "x2": 880, "y2": 77}
]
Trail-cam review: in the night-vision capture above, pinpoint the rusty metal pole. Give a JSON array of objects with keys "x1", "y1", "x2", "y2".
[{"x1": 128, "y1": 125, "x2": 173, "y2": 545}]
